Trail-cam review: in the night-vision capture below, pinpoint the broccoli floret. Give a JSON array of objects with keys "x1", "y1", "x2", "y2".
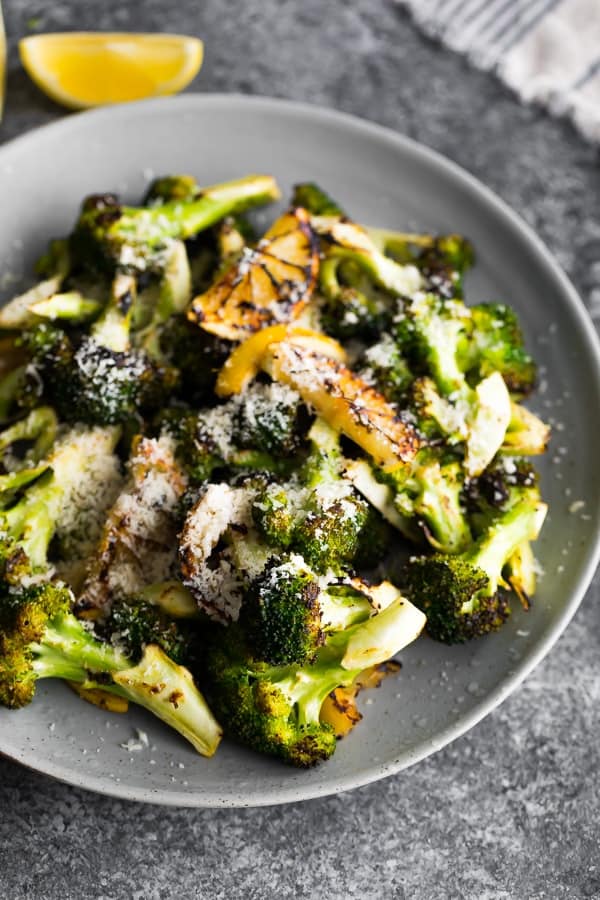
[
  {"x1": 241, "y1": 555, "x2": 378, "y2": 666},
  {"x1": 389, "y1": 451, "x2": 472, "y2": 554},
  {"x1": 0, "y1": 545, "x2": 221, "y2": 756},
  {"x1": 103, "y1": 596, "x2": 197, "y2": 666},
  {"x1": 312, "y1": 217, "x2": 423, "y2": 300},
  {"x1": 465, "y1": 304, "x2": 536, "y2": 396},
  {"x1": 143, "y1": 174, "x2": 200, "y2": 206},
  {"x1": 291, "y1": 182, "x2": 345, "y2": 217},
  {"x1": 251, "y1": 425, "x2": 391, "y2": 573},
  {"x1": 161, "y1": 409, "x2": 224, "y2": 484},
  {"x1": 394, "y1": 295, "x2": 513, "y2": 476},
  {"x1": 234, "y1": 382, "x2": 306, "y2": 457},
  {"x1": 293, "y1": 493, "x2": 380, "y2": 574},
  {"x1": 252, "y1": 482, "x2": 297, "y2": 549},
  {"x1": 0, "y1": 425, "x2": 121, "y2": 571},
  {"x1": 319, "y1": 256, "x2": 393, "y2": 341},
  {"x1": 394, "y1": 293, "x2": 471, "y2": 396},
  {"x1": 23, "y1": 323, "x2": 177, "y2": 426},
  {"x1": 367, "y1": 228, "x2": 474, "y2": 299},
  {"x1": 360, "y1": 335, "x2": 413, "y2": 405},
  {"x1": 204, "y1": 586, "x2": 425, "y2": 766},
  {"x1": 71, "y1": 175, "x2": 280, "y2": 274},
  {"x1": 159, "y1": 314, "x2": 230, "y2": 403},
  {"x1": 403, "y1": 486, "x2": 546, "y2": 643}
]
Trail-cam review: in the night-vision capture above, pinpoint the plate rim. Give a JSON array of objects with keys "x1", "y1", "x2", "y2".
[{"x1": 1, "y1": 92, "x2": 599, "y2": 807}]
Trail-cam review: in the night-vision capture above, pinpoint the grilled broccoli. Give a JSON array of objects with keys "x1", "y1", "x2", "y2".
[
  {"x1": 291, "y1": 182, "x2": 345, "y2": 217},
  {"x1": 251, "y1": 420, "x2": 392, "y2": 573},
  {"x1": 403, "y1": 485, "x2": 547, "y2": 643},
  {"x1": 102, "y1": 596, "x2": 198, "y2": 666},
  {"x1": 143, "y1": 174, "x2": 200, "y2": 206},
  {"x1": 319, "y1": 256, "x2": 393, "y2": 341},
  {"x1": 71, "y1": 175, "x2": 280, "y2": 274},
  {"x1": 360, "y1": 334, "x2": 413, "y2": 405},
  {"x1": 366, "y1": 228, "x2": 474, "y2": 299},
  {"x1": 388, "y1": 451, "x2": 472, "y2": 554},
  {"x1": 21, "y1": 322, "x2": 177, "y2": 426},
  {"x1": 394, "y1": 293, "x2": 512, "y2": 475},
  {"x1": 0, "y1": 542, "x2": 221, "y2": 756},
  {"x1": 241, "y1": 554, "x2": 380, "y2": 666},
  {"x1": 203, "y1": 585, "x2": 425, "y2": 766},
  {"x1": 465, "y1": 303, "x2": 536, "y2": 396}
]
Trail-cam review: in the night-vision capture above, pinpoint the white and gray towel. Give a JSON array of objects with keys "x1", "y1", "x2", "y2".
[{"x1": 399, "y1": 0, "x2": 600, "y2": 142}]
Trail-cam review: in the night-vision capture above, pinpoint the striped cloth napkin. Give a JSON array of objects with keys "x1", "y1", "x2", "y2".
[{"x1": 399, "y1": 0, "x2": 600, "y2": 142}]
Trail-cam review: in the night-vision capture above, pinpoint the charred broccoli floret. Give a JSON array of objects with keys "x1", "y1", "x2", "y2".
[
  {"x1": 387, "y1": 450, "x2": 472, "y2": 554},
  {"x1": 291, "y1": 182, "x2": 345, "y2": 217},
  {"x1": 367, "y1": 228, "x2": 474, "y2": 299},
  {"x1": 71, "y1": 175, "x2": 280, "y2": 274},
  {"x1": 403, "y1": 486, "x2": 547, "y2": 643},
  {"x1": 251, "y1": 421, "x2": 392, "y2": 573},
  {"x1": 465, "y1": 304, "x2": 536, "y2": 396},
  {"x1": 0, "y1": 543, "x2": 221, "y2": 755},
  {"x1": 234, "y1": 382, "x2": 306, "y2": 457},
  {"x1": 22, "y1": 323, "x2": 177, "y2": 426},
  {"x1": 394, "y1": 293, "x2": 512, "y2": 476},
  {"x1": 159, "y1": 315, "x2": 230, "y2": 403},
  {"x1": 241, "y1": 555, "x2": 380, "y2": 666},
  {"x1": 103, "y1": 596, "x2": 198, "y2": 666},
  {"x1": 360, "y1": 334, "x2": 413, "y2": 405},
  {"x1": 203, "y1": 585, "x2": 425, "y2": 766}
]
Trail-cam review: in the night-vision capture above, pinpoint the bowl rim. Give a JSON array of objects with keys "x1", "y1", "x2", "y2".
[{"x1": 1, "y1": 92, "x2": 599, "y2": 807}]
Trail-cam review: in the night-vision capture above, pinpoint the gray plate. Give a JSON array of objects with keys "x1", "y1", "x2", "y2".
[{"x1": 0, "y1": 95, "x2": 599, "y2": 808}]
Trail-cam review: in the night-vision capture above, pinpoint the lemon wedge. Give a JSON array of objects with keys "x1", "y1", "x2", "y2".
[{"x1": 19, "y1": 32, "x2": 203, "y2": 109}]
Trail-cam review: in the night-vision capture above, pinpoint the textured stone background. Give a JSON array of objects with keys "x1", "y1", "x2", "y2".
[{"x1": 1, "y1": 2, "x2": 599, "y2": 898}]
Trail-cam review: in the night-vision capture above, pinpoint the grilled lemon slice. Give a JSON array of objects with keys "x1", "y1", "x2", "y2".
[
  {"x1": 189, "y1": 207, "x2": 319, "y2": 341},
  {"x1": 215, "y1": 325, "x2": 346, "y2": 397},
  {"x1": 264, "y1": 342, "x2": 420, "y2": 469}
]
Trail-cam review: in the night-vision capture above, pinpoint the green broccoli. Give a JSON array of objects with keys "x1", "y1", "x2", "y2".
[
  {"x1": 394, "y1": 293, "x2": 512, "y2": 476},
  {"x1": 388, "y1": 451, "x2": 472, "y2": 554},
  {"x1": 359, "y1": 334, "x2": 413, "y2": 405},
  {"x1": 291, "y1": 182, "x2": 345, "y2": 217},
  {"x1": 22, "y1": 322, "x2": 177, "y2": 426},
  {"x1": 203, "y1": 584, "x2": 425, "y2": 766},
  {"x1": 402, "y1": 486, "x2": 547, "y2": 643},
  {"x1": 102, "y1": 596, "x2": 198, "y2": 666},
  {"x1": 251, "y1": 420, "x2": 392, "y2": 573},
  {"x1": 159, "y1": 314, "x2": 230, "y2": 404},
  {"x1": 319, "y1": 256, "x2": 393, "y2": 342},
  {"x1": 366, "y1": 228, "x2": 474, "y2": 299},
  {"x1": 241, "y1": 554, "x2": 379, "y2": 665},
  {"x1": 71, "y1": 175, "x2": 280, "y2": 274},
  {"x1": 0, "y1": 543, "x2": 221, "y2": 756},
  {"x1": 464, "y1": 304, "x2": 536, "y2": 396}
]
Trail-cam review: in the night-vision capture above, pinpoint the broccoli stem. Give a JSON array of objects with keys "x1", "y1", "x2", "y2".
[
  {"x1": 32, "y1": 613, "x2": 130, "y2": 679},
  {"x1": 91, "y1": 272, "x2": 136, "y2": 352},
  {"x1": 466, "y1": 495, "x2": 547, "y2": 602},
  {"x1": 28, "y1": 292, "x2": 102, "y2": 323},
  {"x1": 118, "y1": 175, "x2": 280, "y2": 245},
  {"x1": 112, "y1": 645, "x2": 222, "y2": 757},
  {"x1": 0, "y1": 406, "x2": 58, "y2": 464},
  {"x1": 271, "y1": 593, "x2": 425, "y2": 725}
]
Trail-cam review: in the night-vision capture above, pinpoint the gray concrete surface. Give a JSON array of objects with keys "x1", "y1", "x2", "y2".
[{"x1": 0, "y1": 1, "x2": 599, "y2": 898}]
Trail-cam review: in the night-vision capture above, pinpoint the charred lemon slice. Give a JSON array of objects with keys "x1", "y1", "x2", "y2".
[
  {"x1": 215, "y1": 325, "x2": 346, "y2": 397},
  {"x1": 188, "y1": 208, "x2": 319, "y2": 341},
  {"x1": 264, "y1": 342, "x2": 420, "y2": 469}
]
